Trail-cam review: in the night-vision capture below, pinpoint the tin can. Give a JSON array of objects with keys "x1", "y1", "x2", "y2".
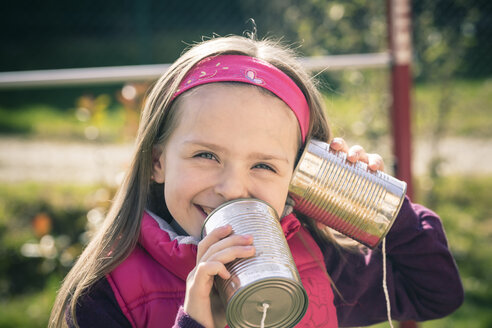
[
  {"x1": 201, "y1": 198, "x2": 308, "y2": 328},
  {"x1": 289, "y1": 139, "x2": 407, "y2": 248}
]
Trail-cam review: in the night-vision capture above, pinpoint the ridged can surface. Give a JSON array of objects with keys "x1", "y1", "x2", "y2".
[
  {"x1": 201, "y1": 199, "x2": 308, "y2": 328},
  {"x1": 289, "y1": 139, "x2": 407, "y2": 248}
]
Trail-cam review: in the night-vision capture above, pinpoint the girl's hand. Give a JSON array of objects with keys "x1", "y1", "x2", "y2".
[
  {"x1": 329, "y1": 137, "x2": 385, "y2": 171},
  {"x1": 184, "y1": 225, "x2": 255, "y2": 328},
  {"x1": 313, "y1": 137, "x2": 385, "y2": 232}
]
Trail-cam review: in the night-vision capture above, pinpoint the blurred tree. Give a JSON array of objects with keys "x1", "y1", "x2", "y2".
[
  {"x1": 413, "y1": 0, "x2": 492, "y2": 79},
  {"x1": 1, "y1": 1, "x2": 489, "y2": 76},
  {"x1": 239, "y1": 0, "x2": 387, "y2": 56}
]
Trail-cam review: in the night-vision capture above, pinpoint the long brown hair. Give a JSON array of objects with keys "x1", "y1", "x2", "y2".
[{"x1": 49, "y1": 35, "x2": 335, "y2": 327}]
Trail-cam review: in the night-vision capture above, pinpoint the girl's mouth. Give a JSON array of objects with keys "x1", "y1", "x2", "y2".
[{"x1": 196, "y1": 205, "x2": 215, "y2": 217}]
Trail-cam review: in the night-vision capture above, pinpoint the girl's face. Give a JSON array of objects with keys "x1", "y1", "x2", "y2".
[{"x1": 153, "y1": 84, "x2": 300, "y2": 238}]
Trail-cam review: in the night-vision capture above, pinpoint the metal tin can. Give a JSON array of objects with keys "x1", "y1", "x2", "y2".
[
  {"x1": 289, "y1": 139, "x2": 407, "y2": 248},
  {"x1": 201, "y1": 198, "x2": 308, "y2": 328}
]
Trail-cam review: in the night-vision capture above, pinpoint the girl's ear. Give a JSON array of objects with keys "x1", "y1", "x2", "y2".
[{"x1": 152, "y1": 145, "x2": 166, "y2": 183}]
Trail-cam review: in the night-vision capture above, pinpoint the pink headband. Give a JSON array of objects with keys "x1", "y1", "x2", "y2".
[{"x1": 173, "y1": 55, "x2": 310, "y2": 142}]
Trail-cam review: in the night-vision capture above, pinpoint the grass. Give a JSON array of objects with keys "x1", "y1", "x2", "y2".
[
  {"x1": 0, "y1": 275, "x2": 61, "y2": 328},
  {"x1": 415, "y1": 176, "x2": 492, "y2": 328},
  {"x1": 0, "y1": 103, "x2": 127, "y2": 142},
  {"x1": 0, "y1": 182, "x2": 113, "y2": 328},
  {"x1": 0, "y1": 77, "x2": 490, "y2": 143},
  {"x1": 412, "y1": 79, "x2": 492, "y2": 138},
  {"x1": 323, "y1": 75, "x2": 492, "y2": 141}
]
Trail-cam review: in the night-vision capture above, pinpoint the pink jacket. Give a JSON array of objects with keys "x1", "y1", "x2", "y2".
[{"x1": 107, "y1": 211, "x2": 338, "y2": 327}]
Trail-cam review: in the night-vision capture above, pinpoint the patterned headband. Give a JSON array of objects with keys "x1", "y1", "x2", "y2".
[{"x1": 173, "y1": 55, "x2": 310, "y2": 142}]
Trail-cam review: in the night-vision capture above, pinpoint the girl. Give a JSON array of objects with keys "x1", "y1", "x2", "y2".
[{"x1": 49, "y1": 35, "x2": 463, "y2": 328}]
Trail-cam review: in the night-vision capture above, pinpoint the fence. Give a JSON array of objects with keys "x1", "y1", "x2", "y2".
[{"x1": 1, "y1": 0, "x2": 490, "y2": 77}]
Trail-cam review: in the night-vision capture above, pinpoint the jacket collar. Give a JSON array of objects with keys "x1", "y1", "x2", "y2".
[
  {"x1": 138, "y1": 211, "x2": 198, "y2": 280},
  {"x1": 138, "y1": 210, "x2": 302, "y2": 280}
]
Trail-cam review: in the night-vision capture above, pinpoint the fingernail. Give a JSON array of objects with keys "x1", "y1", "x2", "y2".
[{"x1": 242, "y1": 234, "x2": 253, "y2": 241}]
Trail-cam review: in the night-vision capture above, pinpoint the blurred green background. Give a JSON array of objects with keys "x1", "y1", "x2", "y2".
[{"x1": 0, "y1": 0, "x2": 491, "y2": 327}]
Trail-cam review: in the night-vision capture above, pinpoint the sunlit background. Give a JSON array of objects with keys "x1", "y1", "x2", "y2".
[{"x1": 0, "y1": 1, "x2": 491, "y2": 327}]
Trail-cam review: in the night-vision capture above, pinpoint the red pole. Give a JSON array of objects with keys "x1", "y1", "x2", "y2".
[
  {"x1": 387, "y1": 0, "x2": 416, "y2": 327},
  {"x1": 387, "y1": 0, "x2": 414, "y2": 198}
]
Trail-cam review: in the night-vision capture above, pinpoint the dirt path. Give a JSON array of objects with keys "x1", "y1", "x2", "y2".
[
  {"x1": 0, "y1": 138, "x2": 134, "y2": 185},
  {"x1": 0, "y1": 137, "x2": 490, "y2": 184}
]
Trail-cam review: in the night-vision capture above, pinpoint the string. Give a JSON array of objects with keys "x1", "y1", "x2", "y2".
[
  {"x1": 260, "y1": 303, "x2": 270, "y2": 328},
  {"x1": 382, "y1": 238, "x2": 394, "y2": 328}
]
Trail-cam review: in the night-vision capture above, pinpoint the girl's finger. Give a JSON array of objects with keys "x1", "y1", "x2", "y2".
[
  {"x1": 330, "y1": 137, "x2": 349, "y2": 153},
  {"x1": 184, "y1": 262, "x2": 230, "y2": 326},
  {"x1": 194, "y1": 261, "x2": 231, "y2": 282},
  {"x1": 347, "y1": 145, "x2": 368, "y2": 163},
  {"x1": 196, "y1": 224, "x2": 233, "y2": 260},
  {"x1": 341, "y1": 143, "x2": 385, "y2": 171},
  {"x1": 187, "y1": 243, "x2": 256, "y2": 305},
  {"x1": 204, "y1": 244, "x2": 256, "y2": 265},
  {"x1": 199, "y1": 233, "x2": 254, "y2": 263},
  {"x1": 185, "y1": 258, "x2": 235, "y2": 328},
  {"x1": 367, "y1": 153, "x2": 385, "y2": 171}
]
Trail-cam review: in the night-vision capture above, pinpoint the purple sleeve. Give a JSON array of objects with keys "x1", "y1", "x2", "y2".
[
  {"x1": 65, "y1": 278, "x2": 131, "y2": 328},
  {"x1": 325, "y1": 196, "x2": 464, "y2": 327},
  {"x1": 173, "y1": 306, "x2": 205, "y2": 328}
]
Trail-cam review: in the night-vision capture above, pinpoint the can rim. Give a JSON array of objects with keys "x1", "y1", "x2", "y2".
[
  {"x1": 289, "y1": 138, "x2": 332, "y2": 196},
  {"x1": 225, "y1": 277, "x2": 308, "y2": 328},
  {"x1": 289, "y1": 138, "x2": 314, "y2": 188},
  {"x1": 200, "y1": 198, "x2": 276, "y2": 239},
  {"x1": 370, "y1": 180, "x2": 408, "y2": 248}
]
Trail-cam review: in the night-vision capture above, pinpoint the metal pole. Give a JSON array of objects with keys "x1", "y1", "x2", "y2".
[
  {"x1": 387, "y1": 0, "x2": 416, "y2": 326},
  {"x1": 0, "y1": 53, "x2": 391, "y2": 89}
]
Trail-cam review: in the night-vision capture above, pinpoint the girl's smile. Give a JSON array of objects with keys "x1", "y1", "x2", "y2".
[
  {"x1": 196, "y1": 204, "x2": 214, "y2": 218},
  {"x1": 152, "y1": 83, "x2": 300, "y2": 239}
]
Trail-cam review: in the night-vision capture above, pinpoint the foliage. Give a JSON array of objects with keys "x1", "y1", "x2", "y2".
[
  {"x1": 0, "y1": 86, "x2": 144, "y2": 141},
  {"x1": 0, "y1": 182, "x2": 115, "y2": 328},
  {"x1": 413, "y1": 0, "x2": 492, "y2": 80},
  {"x1": 367, "y1": 176, "x2": 492, "y2": 328},
  {"x1": 417, "y1": 176, "x2": 492, "y2": 328},
  {"x1": 0, "y1": 275, "x2": 61, "y2": 328},
  {"x1": 256, "y1": 0, "x2": 388, "y2": 56},
  {"x1": 413, "y1": 79, "x2": 492, "y2": 138},
  {"x1": 2, "y1": 0, "x2": 490, "y2": 80}
]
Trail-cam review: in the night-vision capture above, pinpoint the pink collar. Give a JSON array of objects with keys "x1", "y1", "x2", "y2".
[
  {"x1": 173, "y1": 55, "x2": 310, "y2": 142},
  {"x1": 138, "y1": 211, "x2": 302, "y2": 280}
]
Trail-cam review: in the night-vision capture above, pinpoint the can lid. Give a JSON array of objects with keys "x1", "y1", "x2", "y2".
[
  {"x1": 200, "y1": 198, "x2": 277, "y2": 239},
  {"x1": 226, "y1": 278, "x2": 308, "y2": 328}
]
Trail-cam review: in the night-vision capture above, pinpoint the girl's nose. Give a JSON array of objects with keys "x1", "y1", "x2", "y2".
[{"x1": 214, "y1": 166, "x2": 250, "y2": 201}]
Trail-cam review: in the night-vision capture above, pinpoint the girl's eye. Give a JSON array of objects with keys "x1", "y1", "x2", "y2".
[
  {"x1": 194, "y1": 152, "x2": 217, "y2": 161},
  {"x1": 253, "y1": 163, "x2": 276, "y2": 172}
]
